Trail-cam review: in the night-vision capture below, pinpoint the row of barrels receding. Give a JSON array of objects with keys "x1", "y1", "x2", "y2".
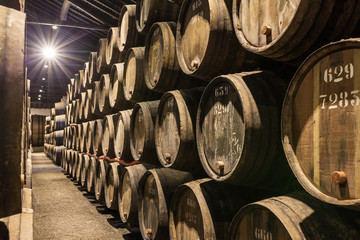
[
  {"x1": 60, "y1": 150, "x2": 360, "y2": 240},
  {"x1": 56, "y1": 0, "x2": 360, "y2": 238},
  {"x1": 44, "y1": 101, "x2": 67, "y2": 165}
]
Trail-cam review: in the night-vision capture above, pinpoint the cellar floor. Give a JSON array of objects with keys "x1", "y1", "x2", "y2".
[{"x1": 32, "y1": 152, "x2": 141, "y2": 240}]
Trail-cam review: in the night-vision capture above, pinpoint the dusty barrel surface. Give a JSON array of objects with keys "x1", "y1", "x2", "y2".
[
  {"x1": 114, "y1": 109, "x2": 133, "y2": 161},
  {"x1": 99, "y1": 74, "x2": 112, "y2": 115},
  {"x1": 84, "y1": 89, "x2": 94, "y2": 120},
  {"x1": 282, "y1": 39, "x2": 360, "y2": 209},
  {"x1": 81, "y1": 154, "x2": 90, "y2": 188},
  {"x1": 83, "y1": 61, "x2": 89, "y2": 89},
  {"x1": 123, "y1": 47, "x2": 162, "y2": 102},
  {"x1": 92, "y1": 119, "x2": 104, "y2": 156},
  {"x1": 145, "y1": 22, "x2": 202, "y2": 93},
  {"x1": 86, "y1": 156, "x2": 97, "y2": 193},
  {"x1": 155, "y1": 88, "x2": 204, "y2": 174},
  {"x1": 233, "y1": 0, "x2": 360, "y2": 63},
  {"x1": 86, "y1": 120, "x2": 95, "y2": 154},
  {"x1": 130, "y1": 101, "x2": 160, "y2": 163},
  {"x1": 118, "y1": 5, "x2": 143, "y2": 62},
  {"x1": 105, "y1": 27, "x2": 121, "y2": 66},
  {"x1": 118, "y1": 164, "x2": 154, "y2": 227},
  {"x1": 91, "y1": 81, "x2": 102, "y2": 117},
  {"x1": 228, "y1": 192, "x2": 360, "y2": 240},
  {"x1": 105, "y1": 162, "x2": 121, "y2": 210},
  {"x1": 176, "y1": 0, "x2": 256, "y2": 80},
  {"x1": 169, "y1": 179, "x2": 261, "y2": 240},
  {"x1": 196, "y1": 71, "x2": 295, "y2": 191},
  {"x1": 88, "y1": 51, "x2": 99, "y2": 83},
  {"x1": 135, "y1": 0, "x2": 182, "y2": 35},
  {"x1": 96, "y1": 38, "x2": 109, "y2": 75},
  {"x1": 76, "y1": 153, "x2": 84, "y2": 183},
  {"x1": 138, "y1": 168, "x2": 193, "y2": 240},
  {"x1": 79, "y1": 122, "x2": 88, "y2": 153},
  {"x1": 78, "y1": 92, "x2": 87, "y2": 122},
  {"x1": 102, "y1": 113, "x2": 118, "y2": 158},
  {"x1": 95, "y1": 159, "x2": 107, "y2": 204}
]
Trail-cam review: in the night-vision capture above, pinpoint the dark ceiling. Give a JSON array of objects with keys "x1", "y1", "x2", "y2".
[{"x1": 26, "y1": 0, "x2": 135, "y2": 107}]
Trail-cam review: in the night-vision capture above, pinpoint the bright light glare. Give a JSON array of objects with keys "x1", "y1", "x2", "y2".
[
  {"x1": 42, "y1": 47, "x2": 56, "y2": 59},
  {"x1": 39, "y1": 89, "x2": 43, "y2": 92},
  {"x1": 52, "y1": 25, "x2": 58, "y2": 30},
  {"x1": 44, "y1": 65, "x2": 49, "y2": 68},
  {"x1": 42, "y1": 78, "x2": 45, "y2": 81},
  {"x1": 38, "y1": 98, "x2": 41, "y2": 100}
]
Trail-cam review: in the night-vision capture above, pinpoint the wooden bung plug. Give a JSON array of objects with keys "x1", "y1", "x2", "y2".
[
  {"x1": 215, "y1": 160, "x2": 225, "y2": 170},
  {"x1": 261, "y1": 25, "x2": 271, "y2": 36},
  {"x1": 165, "y1": 153, "x2": 171, "y2": 162},
  {"x1": 138, "y1": 150, "x2": 143, "y2": 156},
  {"x1": 331, "y1": 171, "x2": 347, "y2": 185},
  {"x1": 146, "y1": 228, "x2": 152, "y2": 235}
]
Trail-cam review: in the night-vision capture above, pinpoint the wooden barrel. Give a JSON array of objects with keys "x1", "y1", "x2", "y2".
[
  {"x1": 155, "y1": 88, "x2": 204, "y2": 174},
  {"x1": 118, "y1": 5, "x2": 144, "y2": 62},
  {"x1": 196, "y1": 71, "x2": 296, "y2": 191},
  {"x1": 92, "y1": 119, "x2": 104, "y2": 156},
  {"x1": 169, "y1": 179, "x2": 263, "y2": 240},
  {"x1": 70, "y1": 150, "x2": 79, "y2": 178},
  {"x1": 74, "y1": 99, "x2": 81, "y2": 124},
  {"x1": 105, "y1": 162, "x2": 121, "y2": 210},
  {"x1": 81, "y1": 154, "x2": 90, "y2": 188},
  {"x1": 54, "y1": 114, "x2": 66, "y2": 130},
  {"x1": 99, "y1": 74, "x2": 112, "y2": 115},
  {"x1": 176, "y1": 0, "x2": 258, "y2": 81},
  {"x1": 54, "y1": 146, "x2": 64, "y2": 166},
  {"x1": 79, "y1": 122, "x2": 88, "y2": 153},
  {"x1": 76, "y1": 153, "x2": 84, "y2": 183},
  {"x1": 86, "y1": 120, "x2": 95, "y2": 154},
  {"x1": 78, "y1": 92, "x2": 87, "y2": 122},
  {"x1": 228, "y1": 192, "x2": 360, "y2": 240},
  {"x1": 232, "y1": 0, "x2": 360, "y2": 63},
  {"x1": 84, "y1": 89, "x2": 94, "y2": 120},
  {"x1": 109, "y1": 63, "x2": 134, "y2": 112},
  {"x1": 73, "y1": 73, "x2": 80, "y2": 99},
  {"x1": 88, "y1": 51, "x2": 99, "y2": 83},
  {"x1": 65, "y1": 149, "x2": 72, "y2": 174},
  {"x1": 96, "y1": 38, "x2": 109, "y2": 75},
  {"x1": 75, "y1": 124, "x2": 81, "y2": 151},
  {"x1": 114, "y1": 109, "x2": 133, "y2": 161},
  {"x1": 95, "y1": 159, "x2": 107, "y2": 204},
  {"x1": 105, "y1": 27, "x2": 121, "y2": 67},
  {"x1": 135, "y1": 0, "x2": 182, "y2": 35},
  {"x1": 67, "y1": 84, "x2": 72, "y2": 103},
  {"x1": 123, "y1": 47, "x2": 162, "y2": 102},
  {"x1": 145, "y1": 22, "x2": 203, "y2": 93},
  {"x1": 86, "y1": 156, "x2": 97, "y2": 193},
  {"x1": 54, "y1": 130, "x2": 64, "y2": 146},
  {"x1": 83, "y1": 61, "x2": 90, "y2": 89},
  {"x1": 138, "y1": 168, "x2": 193, "y2": 240},
  {"x1": 102, "y1": 114, "x2": 118, "y2": 158},
  {"x1": 130, "y1": 101, "x2": 160, "y2": 163},
  {"x1": 91, "y1": 81, "x2": 102, "y2": 117},
  {"x1": 78, "y1": 69, "x2": 84, "y2": 94},
  {"x1": 282, "y1": 39, "x2": 360, "y2": 209},
  {"x1": 66, "y1": 103, "x2": 72, "y2": 125},
  {"x1": 118, "y1": 163, "x2": 154, "y2": 227},
  {"x1": 61, "y1": 147, "x2": 66, "y2": 169},
  {"x1": 55, "y1": 101, "x2": 66, "y2": 115}
]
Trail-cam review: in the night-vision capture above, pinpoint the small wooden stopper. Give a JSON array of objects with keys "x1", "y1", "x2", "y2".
[
  {"x1": 138, "y1": 150, "x2": 143, "y2": 156},
  {"x1": 123, "y1": 212, "x2": 128, "y2": 218},
  {"x1": 191, "y1": 59, "x2": 199, "y2": 68},
  {"x1": 165, "y1": 153, "x2": 171, "y2": 162},
  {"x1": 129, "y1": 90, "x2": 133, "y2": 95},
  {"x1": 153, "y1": 77, "x2": 158, "y2": 83},
  {"x1": 215, "y1": 161, "x2": 225, "y2": 170},
  {"x1": 332, "y1": 171, "x2": 347, "y2": 184},
  {"x1": 146, "y1": 228, "x2": 152, "y2": 235},
  {"x1": 261, "y1": 25, "x2": 271, "y2": 36},
  {"x1": 122, "y1": 43, "x2": 125, "y2": 46}
]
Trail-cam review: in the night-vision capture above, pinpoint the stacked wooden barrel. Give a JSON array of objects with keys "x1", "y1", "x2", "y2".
[
  {"x1": 44, "y1": 100, "x2": 66, "y2": 165},
  {"x1": 53, "y1": 1, "x2": 360, "y2": 239}
]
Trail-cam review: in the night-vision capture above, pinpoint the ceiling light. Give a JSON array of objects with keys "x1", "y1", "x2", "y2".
[
  {"x1": 44, "y1": 64, "x2": 48, "y2": 68},
  {"x1": 42, "y1": 78, "x2": 45, "y2": 81},
  {"x1": 38, "y1": 98, "x2": 41, "y2": 100},
  {"x1": 42, "y1": 47, "x2": 56, "y2": 59},
  {"x1": 52, "y1": 25, "x2": 58, "y2": 30},
  {"x1": 39, "y1": 89, "x2": 43, "y2": 92},
  {"x1": 38, "y1": 95, "x2": 41, "y2": 97}
]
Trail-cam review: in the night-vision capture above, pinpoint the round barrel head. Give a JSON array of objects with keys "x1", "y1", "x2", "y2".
[
  {"x1": 282, "y1": 40, "x2": 360, "y2": 206},
  {"x1": 131, "y1": 108, "x2": 146, "y2": 160},
  {"x1": 137, "y1": 0, "x2": 151, "y2": 32},
  {"x1": 177, "y1": 0, "x2": 210, "y2": 74},
  {"x1": 140, "y1": 174, "x2": 159, "y2": 239},
  {"x1": 124, "y1": 52, "x2": 137, "y2": 101},
  {"x1": 119, "y1": 170, "x2": 132, "y2": 222},
  {"x1": 156, "y1": 95, "x2": 180, "y2": 167},
  {"x1": 197, "y1": 78, "x2": 245, "y2": 180},
  {"x1": 119, "y1": 10, "x2": 130, "y2": 52},
  {"x1": 146, "y1": 24, "x2": 164, "y2": 89},
  {"x1": 105, "y1": 166, "x2": 115, "y2": 208}
]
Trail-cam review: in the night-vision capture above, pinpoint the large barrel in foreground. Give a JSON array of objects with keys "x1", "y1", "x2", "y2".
[
  {"x1": 228, "y1": 192, "x2": 360, "y2": 240},
  {"x1": 232, "y1": 0, "x2": 360, "y2": 63},
  {"x1": 197, "y1": 71, "x2": 295, "y2": 191},
  {"x1": 138, "y1": 168, "x2": 193, "y2": 240},
  {"x1": 282, "y1": 39, "x2": 360, "y2": 209}
]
